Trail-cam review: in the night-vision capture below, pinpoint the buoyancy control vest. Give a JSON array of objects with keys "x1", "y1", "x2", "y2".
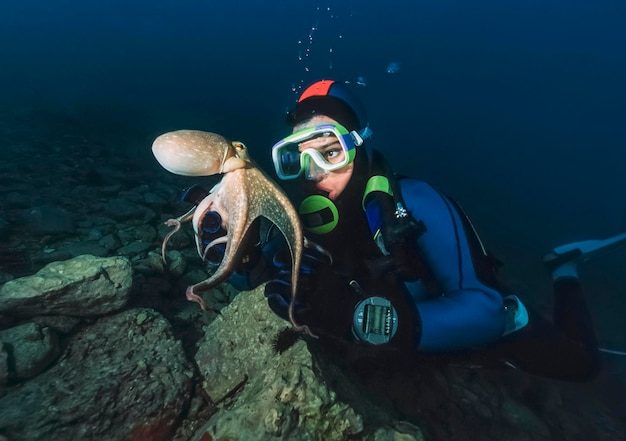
[{"x1": 291, "y1": 147, "x2": 425, "y2": 349}]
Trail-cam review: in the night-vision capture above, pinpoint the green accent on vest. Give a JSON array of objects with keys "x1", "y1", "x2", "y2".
[
  {"x1": 362, "y1": 175, "x2": 394, "y2": 209},
  {"x1": 299, "y1": 195, "x2": 339, "y2": 234}
]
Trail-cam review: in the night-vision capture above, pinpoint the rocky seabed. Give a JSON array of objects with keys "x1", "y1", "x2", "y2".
[{"x1": 0, "y1": 110, "x2": 624, "y2": 440}]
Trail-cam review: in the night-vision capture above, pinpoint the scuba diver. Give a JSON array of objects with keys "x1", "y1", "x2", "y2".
[{"x1": 194, "y1": 79, "x2": 621, "y2": 381}]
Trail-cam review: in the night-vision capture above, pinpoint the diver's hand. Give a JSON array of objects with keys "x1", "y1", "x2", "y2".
[
  {"x1": 264, "y1": 241, "x2": 331, "y2": 322},
  {"x1": 265, "y1": 273, "x2": 306, "y2": 321},
  {"x1": 272, "y1": 239, "x2": 332, "y2": 272}
]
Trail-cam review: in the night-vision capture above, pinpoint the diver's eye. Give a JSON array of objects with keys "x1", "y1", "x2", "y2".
[{"x1": 323, "y1": 143, "x2": 345, "y2": 164}]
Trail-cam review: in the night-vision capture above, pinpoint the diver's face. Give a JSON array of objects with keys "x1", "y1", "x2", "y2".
[{"x1": 293, "y1": 115, "x2": 354, "y2": 200}]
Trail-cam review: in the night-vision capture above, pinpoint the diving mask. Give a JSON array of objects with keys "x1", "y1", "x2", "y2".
[{"x1": 272, "y1": 123, "x2": 363, "y2": 180}]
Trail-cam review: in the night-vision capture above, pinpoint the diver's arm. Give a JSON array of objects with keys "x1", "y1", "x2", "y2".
[{"x1": 401, "y1": 180, "x2": 506, "y2": 352}]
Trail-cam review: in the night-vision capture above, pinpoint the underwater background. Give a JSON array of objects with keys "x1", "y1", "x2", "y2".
[{"x1": 1, "y1": 0, "x2": 625, "y2": 437}]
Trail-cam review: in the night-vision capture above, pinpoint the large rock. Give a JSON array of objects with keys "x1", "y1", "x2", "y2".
[
  {"x1": 194, "y1": 287, "x2": 366, "y2": 441},
  {"x1": 0, "y1": 344, "x2": 8, "y2": 386},
  {"x1": 0, "y1": 254, "x2": 132, "y2": 318},
  {"x1": 0, "y1": 308, "x2": 194, "y2": 441},
  {"x1": 0, "y1": 322, "x2": 60, "y2": 382}
]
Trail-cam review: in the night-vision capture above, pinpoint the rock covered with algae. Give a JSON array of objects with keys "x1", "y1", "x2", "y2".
[
  {"x1": 0, "y1": 254, "x2": 132, "y2": 317},
  {"x1": 193, "y1": 286, "x2": 366, "y2": 441},
  {"x1": 0, "y1": 308, "x2": 194, "y2": 441}
]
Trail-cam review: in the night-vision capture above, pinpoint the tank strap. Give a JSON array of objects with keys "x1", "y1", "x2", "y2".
[{"x1": 361, "y1": 164, "x2": 427, "y2": 281}]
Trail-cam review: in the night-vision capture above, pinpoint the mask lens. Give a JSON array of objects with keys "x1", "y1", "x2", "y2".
[
  {"x1": 304, "y1": 156, "x2": 327, "y2": 181},
  {"x1": 279, "y1": 148, "x2": 302, "y2": 177}
]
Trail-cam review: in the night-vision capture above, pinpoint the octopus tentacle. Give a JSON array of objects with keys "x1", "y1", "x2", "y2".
[
  {"x1": 162, "y1": 219, "x2": 181, "y2": 265},
  {"x1": 255, "y1": 175, "x2": 317, "y2": 338},
  {"x1": 184, "y1": 286, "x2": 222, "y2": 315},
  {"x1": 288, "y1": 304, "x2": 316, "y2": 338},
  {"x1": 162, "y1": 206, "x2": 196, "y2": 265},
  {"x1": 286, "y1": 239, "x2": 330, "y2": 336},
  {"x1": 186, "y1": 285, "x2": 207, "y2": 310},
  {"x1": 201, "y1": 236, "x2": 229, "y2": 262}
]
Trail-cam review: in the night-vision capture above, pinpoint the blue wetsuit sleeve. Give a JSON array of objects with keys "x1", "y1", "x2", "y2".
[{"x1": 401, "y1": 180, "x2": 506, "y2": 352}]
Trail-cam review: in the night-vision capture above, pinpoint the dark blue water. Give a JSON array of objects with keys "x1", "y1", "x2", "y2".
[{"x1": 2, "y1": 0, "x2": 625, "y2": 371}]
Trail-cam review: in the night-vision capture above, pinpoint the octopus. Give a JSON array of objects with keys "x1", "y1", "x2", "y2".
[{"x1": 152, "y1": 130, "x2": 314, "y2": 337}]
